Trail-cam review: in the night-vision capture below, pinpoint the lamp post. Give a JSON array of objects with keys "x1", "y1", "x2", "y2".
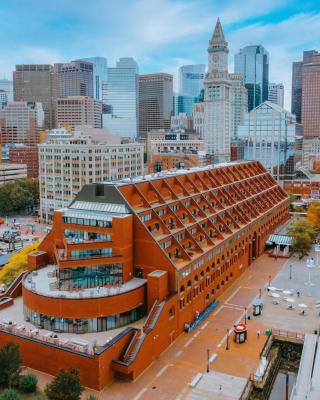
[
  {"x1": 226, "y1": 329, "x2": 230, "y2": 350},
  {"x1": 259, "y1": 288, "x2": 262, "y2": 299},
  {"x1": 207, "y1": 349, "x2": 210, "y2": 373},
  {"x1": 244, "y1": 307, "x2": 247, "y2": 325},
  {"x1": 289, "y1": 264, "x2": 292, "y2": 280}
]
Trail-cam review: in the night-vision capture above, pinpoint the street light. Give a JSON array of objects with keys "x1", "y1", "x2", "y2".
[
  {"x1": 244, "y1": 307, "x2": 247, "y2": 325},
  {"x1": 289, "y1": 264, "x2": 292, "y2": 280},
  {"x1": 226, "y1": 329, "x2": 230, "y2": 350},
  {"x1": 268, "y1": 275, "x2": 271, "y2": 286},
  {"x1": 207, "y1": 349, "x2": 210, "y2": 373}
]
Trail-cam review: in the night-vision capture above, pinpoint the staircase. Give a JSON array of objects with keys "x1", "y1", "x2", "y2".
[
  {"x1": 112, "y1": 299, "x2": 165, "y2": 377},
  {"x1": 0, "y1": 271, "x2": 26, "y2": 301},
  {"x1": 143, "y1": 300, "x2": 161, "y2": 332},
  {"x1": 122, "y1": 330, "x2": 145, "y2": 364}
]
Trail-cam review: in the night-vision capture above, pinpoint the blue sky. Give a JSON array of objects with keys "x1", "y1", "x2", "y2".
[{"x1": 1, "y1": 0, "x2": 320, "y2": 107}]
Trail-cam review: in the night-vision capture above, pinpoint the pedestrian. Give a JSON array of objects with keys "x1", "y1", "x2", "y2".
[
  {"x1": 257, "y1": 330, "x2": 261, "y2": 338},
  {"x1": 297, "y1": 291, "x2": 300, "y2": 298}
]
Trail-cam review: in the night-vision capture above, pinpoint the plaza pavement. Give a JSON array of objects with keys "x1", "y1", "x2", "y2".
[
  {"x1": 99, "y1": 255, "x2": 286, "y2": 400},
  {"x1": 28, "y1": 253, "x2": 319, "y2": 399}
]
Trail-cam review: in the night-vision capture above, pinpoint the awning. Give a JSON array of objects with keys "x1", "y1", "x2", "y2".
[{"x1": 266, "y1": 234, "x2": 293, "y2": 246}]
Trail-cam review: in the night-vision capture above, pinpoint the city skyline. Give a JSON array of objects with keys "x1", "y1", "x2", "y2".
[{"x1": 0, "y1": 1, "x2": 319, "y2": 108}]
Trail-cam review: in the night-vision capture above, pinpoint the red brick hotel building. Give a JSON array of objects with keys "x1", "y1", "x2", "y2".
[{"x1": 0, "y1": 161, "x2": 289, "y2": 390}]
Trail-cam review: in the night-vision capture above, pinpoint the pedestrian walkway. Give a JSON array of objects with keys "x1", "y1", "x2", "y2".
[{"x1": 98, "y1": 255, "x2": 286, "y2": 400}]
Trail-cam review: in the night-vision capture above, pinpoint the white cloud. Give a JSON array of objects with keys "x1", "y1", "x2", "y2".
[{"x1": 0, "y1": 46, "x2": 64, "y2": 80}]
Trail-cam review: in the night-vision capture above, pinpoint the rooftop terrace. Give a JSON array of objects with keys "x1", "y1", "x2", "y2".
[{"x1": 23, "y1": 265, "x2": 146, "y2": 299}]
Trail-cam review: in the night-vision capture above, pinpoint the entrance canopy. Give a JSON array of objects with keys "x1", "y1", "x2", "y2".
[{"x1": 266, "y1": 234, "x2": 293, "y2": 246}]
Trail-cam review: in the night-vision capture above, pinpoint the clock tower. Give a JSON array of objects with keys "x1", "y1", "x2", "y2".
[
  {"x1": 204, "y1": 18, "x2": 231, "y2": 162},
  {"x1": 207, "y1": 18, "x2": 229, "y2": 74}
]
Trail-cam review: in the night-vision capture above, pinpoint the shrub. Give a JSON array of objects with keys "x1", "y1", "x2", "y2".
[
  {"x1": 0, "y1": 389, "x2": 19, "y2": 400},
  {"x1": 45, "y1": 368, "x2": 84, "y2": 400},
  {"x1": 18, "y1": 373, "x2": 38, "y2": 393},
  {"x1": 87, "y1": 396, "x2": 98, "y2": 400}
]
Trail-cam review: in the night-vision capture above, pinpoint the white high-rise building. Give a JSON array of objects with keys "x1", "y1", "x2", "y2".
[
  {"x1": 39, "y1": 127, "x2": 144, "y2": 221},
  {"x1": 229, "y1": 73, "x2": 248, "y2": 139},
  {"x1": 268, "y1": 83, "x2": 284, "y2": 108},
  {"x1": 203, "y1": 19, "x2": 231, "y2": 162}
]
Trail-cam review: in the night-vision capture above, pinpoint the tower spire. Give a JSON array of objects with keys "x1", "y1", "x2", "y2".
[{"x1": 210, "y1": 18, "x2": 227, "y2": 45}]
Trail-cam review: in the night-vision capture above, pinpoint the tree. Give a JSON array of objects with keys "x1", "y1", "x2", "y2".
[
  {"x1": 0, "y1": 343, "x2": 22, "y2": 387},
  {"x1": 18, "y1": 374, "x2": 38, "y2": 393},
  {"x1": 287, "y1": 219, "x2": 317, "y2": 259},
  {"x1": 307, "y1": 202, "x2": 320, "y2": 231},
  {"x1": 0, "y1": 389, "x2": 19, "y2": 400},
  {"x1": 0, "y1": 241, "x2": 40, "y2": 285},
  {"x1": 45, "y1": 369, "x2": 84, "y2": 400},
  {"x1": 0, "y1": 178, "x2": 39, "y2": 214}
]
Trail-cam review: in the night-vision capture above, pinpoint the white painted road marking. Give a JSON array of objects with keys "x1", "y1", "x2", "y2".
[
  {"x1": 184, "y1": 337, "x2": 194, "y2": 348},
  {"x1": 201, "y1": 321, "x2": 210, "y2": 330},
  {"x1": 133, "y1": 387, "x2": 147, "y2": 400},
  {"x1": 156, "y1": 363, "x2": 173, "y2": 377}
]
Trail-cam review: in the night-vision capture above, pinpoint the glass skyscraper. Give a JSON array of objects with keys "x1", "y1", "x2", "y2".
[
  {"x1": 175, "y1": 65, "x2": 205, "y2": 117},
  {"x1": 80, "y1": 57, "x2": 108, "y2": 101},
  {"x1": 237, "y1": 101, "x2": 301, "y2": 180},
  {"x1": 0, "y1": 79, "x2": 13, "y2": 102},
  {"x1": 178, "y1": 64, "x2": 205, "y2": 97},
  {"x1": 173, "y1": 94, "x2": 199, "y2": 116},
  {"x1": 103, "y1": 58, "x2": 139, "y2": 139},
  {"x1": 234, "y1": 45, "x2": 269, "y2": 111}
]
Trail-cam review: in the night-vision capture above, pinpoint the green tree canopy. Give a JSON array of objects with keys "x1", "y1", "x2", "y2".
[
  {"x1": 45, "y1": 369, "x2": 84, "y2": 400},
  {"x1": 0, "y1": 342, "x2": 22, "y2": 387},
  {"x1": 0, "y1": 179, "x2": 39, "y2": 214},
  {"x1": 287, "y1": 219, "x2": 317, "y2": 258}
]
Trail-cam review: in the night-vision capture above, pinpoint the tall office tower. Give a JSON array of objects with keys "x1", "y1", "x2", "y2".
[
  {"x1": 80, "y1": 57, "x2": 108, "y2": 101},
  {"x1": 234, "y1": 45, "x2": 269, "y2": 110},
  {"x1": 56, "y1": 96, "x2": 102, "y2": 131},
  {"x1": 39, "y1": 127, "x2": 144, "y2": 221},
  {"x1": 229, "y1": 73, "x2": 248, "y2": 139},
  {"x1": 203, "y1": 18, "x2": 231, "y2": 162},
  {"x1": 291, "y1": 50, "x2": 320, "y2": 123},
  {"x1": 0, "y1": 102, "x2": 44, "y2": 145},
  {"x1": 173, "y1": 94, "x2": 198, "y2": 116},
  {"x1": 192, "y1": 102, "x2": 205, "y2": 139},
  {"x1": 0, "y1": 79, "x2": 13, "y2": 101},
  {"x1": 0, "y1": 91, "x2": 8, "y2": 109},
  {"x1": 103, "y1": 58, "x2": 139, "y2": 139},
  {"x1": 178, "y1": 64, "x2": 205, "y2": 97},
  {"x1": 139, "y1": 73, "x2": 173, "y2": 138},
  {"x1": 268, "y1": 83, "x2": 284, "y2": 107},
  {"x1": 301, "y1": 56, "x2": 320, "y2": 137},
  {"x1": 13, "y1": 64, "x2": 59, "y2": 129},
  {"x1": 237, "y1": 101, "x2": 302, "y2": 180},
  {"x1": 55, "y1": 60, "x2": 93, "y2": 98}
]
